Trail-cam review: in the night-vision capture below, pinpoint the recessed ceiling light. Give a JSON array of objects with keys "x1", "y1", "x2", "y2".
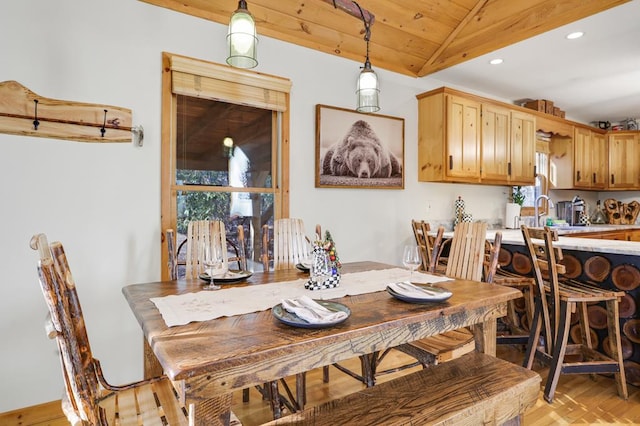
[
  {"x1": 566, "y1": 31, "x2": 584, "y2": 40},
  {"x1": 489, "y1": 58, "x2": 503, "y2": 65}
]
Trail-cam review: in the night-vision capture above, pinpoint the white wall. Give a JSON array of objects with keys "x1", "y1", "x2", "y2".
[{"x1": 0, "y1": 0, "x2": 507, "y2": 412}]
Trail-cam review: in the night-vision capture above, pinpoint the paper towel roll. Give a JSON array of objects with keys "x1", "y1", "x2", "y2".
[{"x1": 505, "y1": 203, "x2": 521, "y2": 229}]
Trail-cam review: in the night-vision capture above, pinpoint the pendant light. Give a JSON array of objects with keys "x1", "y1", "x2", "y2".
[
  {"x1": 226, "y1": 0, "x2": 258, "y2": 69},
  {"x1": 355, "y1": 2, "x2": 379, "y2": 113},
  {"x1": 222, "y1": 135, "x2": 235, "y2": 158}
]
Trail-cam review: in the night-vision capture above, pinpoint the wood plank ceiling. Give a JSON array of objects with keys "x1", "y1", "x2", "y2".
[{"x1": 140, "y1": 0, "x2": 628, "y2": 77}]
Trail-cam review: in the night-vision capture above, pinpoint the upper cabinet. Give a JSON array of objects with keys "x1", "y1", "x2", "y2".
[
  {"x1": 418, "y1": 87, "x2": 534, "y2": 185},
  {"x1": 574, "y1": 127, "x2": 607, "y2": 190},
  {"x1": 509, "y1": 110, "x2": 536, "y2": 185},
  {"x1": 417, "y1": 90, "x2": 481, "y2": 183},
  {"x1": 418, "y1": 87, "x2": 638, "y2": 191},
  {"x1": 608, "y1": 131, "x2": 640, "y2": 189}
]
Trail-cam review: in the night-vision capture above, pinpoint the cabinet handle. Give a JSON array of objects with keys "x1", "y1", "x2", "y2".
[
  {"x1": 508, "y1": 162, "x2": 512, "y2": 175},
  {"x1": 593, "y1": 173, "x2": 596, "y2": 184},
  {"x1": 449, "y1": 155, "x2": 453, "y2": 170},
  {"x1": 611, "y1": 174, "x2": 615, "y2": 185},
  {"x1": 576, "y1": 170, "x2": 581, "y2": 181},
  {"x1": 533, "y1": 165, "x2": 537, "y2": 177}
]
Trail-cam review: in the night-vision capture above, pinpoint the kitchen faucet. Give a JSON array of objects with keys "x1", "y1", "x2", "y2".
[{"x1": 534, "y1": 195, "x2": 554, "y2": 227}]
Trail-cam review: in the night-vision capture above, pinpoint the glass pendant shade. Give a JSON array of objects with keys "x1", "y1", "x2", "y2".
[
  {"x1": 356, "y1": 62, "x2": 380, "y2": 113},
  {"x1": 226, "y1": 0, "x2": 258, "y2": 69}
]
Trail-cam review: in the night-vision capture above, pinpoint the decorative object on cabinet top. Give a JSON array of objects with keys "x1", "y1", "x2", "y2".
[{"x1": 0, "y1": 80, "x2": 143, "y2": 145}]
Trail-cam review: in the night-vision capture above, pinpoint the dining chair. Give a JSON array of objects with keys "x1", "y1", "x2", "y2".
[
  {"x1": 262, "y1": 218, "x2": 312, "y2": 271},
  {"x1": 30, "y1": 233, "x2": 242, "y2": 425},
  {"x1": 166, "y1": 221, "x2": 246, "y2": 280},
  {"x1": 255, "y1": 218, "x2": 317, "y2": 419},
  {"x1": 521, "y1": 225, "x2": 628, "y2": 403},
  {"x1": 411, "y1": 219, "x2": 432, "y2": 271},
  {"x1": 391, "y1": 222, "x2": 490, "y2": 368}
]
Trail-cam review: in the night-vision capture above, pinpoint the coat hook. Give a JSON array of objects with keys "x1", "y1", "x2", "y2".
[
  {"x1": 100, "y1": 109, "x2": 107, "y2": 137},
  {"x1": 33, "y1": 99, "x2": 40, "y2": 130}
]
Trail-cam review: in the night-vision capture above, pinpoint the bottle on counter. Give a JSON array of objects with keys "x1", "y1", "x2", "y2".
[{"x1": 590, "y1": 200, "x2": 608, "y2": 224}]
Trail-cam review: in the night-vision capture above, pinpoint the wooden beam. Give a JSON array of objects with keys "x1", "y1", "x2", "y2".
[
  {"x1": 420, "y1": 0, "x2": 488, "y2": 74},
  {"x1": 318, "y1": 0, "x2": 375, "y2": 25}
]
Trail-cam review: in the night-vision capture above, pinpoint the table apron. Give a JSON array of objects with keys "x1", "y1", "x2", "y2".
[{"x1": 179, "y1": 302, "x2": 508, "y2": 400}]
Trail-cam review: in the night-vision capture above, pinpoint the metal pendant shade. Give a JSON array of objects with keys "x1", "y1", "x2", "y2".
[{"x1": 226, "y1": 0, "x2": 258, "y2": 69}]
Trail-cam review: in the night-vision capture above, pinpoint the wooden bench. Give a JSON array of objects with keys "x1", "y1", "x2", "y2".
[{"x1": 262, "y1": 352, "x2": 540, "y2": 425}]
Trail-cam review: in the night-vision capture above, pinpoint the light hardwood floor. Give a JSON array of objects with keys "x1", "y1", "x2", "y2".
[{"x1": 2, "y1": 346, "x2": 639, "y2": 425}]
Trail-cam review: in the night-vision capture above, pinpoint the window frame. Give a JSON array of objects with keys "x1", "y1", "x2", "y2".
[{"x1": 160, "y1": 52, "x2": 291, "y2": 279}]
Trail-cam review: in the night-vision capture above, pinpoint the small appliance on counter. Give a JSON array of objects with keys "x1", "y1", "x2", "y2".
[{"x1": 555, "y1": 196, "x2": 587, "y2": 226}]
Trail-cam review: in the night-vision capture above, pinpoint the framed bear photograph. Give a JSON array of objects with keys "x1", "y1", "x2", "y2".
[{"x1": 315, "y1": 104, "x2": 405, "y2": 189}]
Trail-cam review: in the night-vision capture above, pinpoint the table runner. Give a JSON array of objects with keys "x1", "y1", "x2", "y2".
[{"x1": 151, "y1": 268, "x2": 452, "y2": 327}]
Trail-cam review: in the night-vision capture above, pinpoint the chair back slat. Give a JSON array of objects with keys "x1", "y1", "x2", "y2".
[
  {"x1": 32, "y1": 234, "x2": 103, "y2": 425},
  {"x1": 445, "y1": 222, "x2": 487, "y2": 281}
]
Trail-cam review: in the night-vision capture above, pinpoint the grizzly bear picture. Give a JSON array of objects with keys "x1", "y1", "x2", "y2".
[{"x1": 321, "y1": 120, "x2": 402, "y2": 180}]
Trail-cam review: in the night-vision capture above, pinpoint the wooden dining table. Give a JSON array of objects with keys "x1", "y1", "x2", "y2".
[{"x1": 122, "y1": 261, "x2": 522, "y2": 425}]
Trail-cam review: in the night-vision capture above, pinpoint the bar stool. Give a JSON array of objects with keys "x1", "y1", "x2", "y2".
[{"x1": 521, "y1": 225, "x2": 628, "y2": 403}]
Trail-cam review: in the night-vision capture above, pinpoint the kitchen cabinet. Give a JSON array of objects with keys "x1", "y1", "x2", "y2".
[
  {"x1": 418, "y1": 87, "x2": 534, "y2": 185},
  {"x1": 480, "y1": 104, "x2": 510, "y2": 182},
  {"x1": 481, "y1": 106, "x2": 535, "y2": 185},
  {"x1": 417, "y1": 89, "x2": 481, "y2": 183},
  {"x1": 509, "y1": 110, "x2": 536, "y2": 185},
  {"x1": 574, "y1": 127, "x2": 607, "y2": 189},
  {"x1": 608, "y1": 131, "x2": 640, "y2": 189}
]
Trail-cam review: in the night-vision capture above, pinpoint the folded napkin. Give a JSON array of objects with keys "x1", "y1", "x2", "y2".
[
  {"x1": 388, "y1": 281, "x2": 451, "y2": 299},
  {"x1": 281, "y1": 295, "x2": 348, "y2": 324}
]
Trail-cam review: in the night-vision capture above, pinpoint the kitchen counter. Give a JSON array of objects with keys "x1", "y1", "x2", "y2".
[{"x1": 442, "y1": 225, "x2": 640, "y2": 256}]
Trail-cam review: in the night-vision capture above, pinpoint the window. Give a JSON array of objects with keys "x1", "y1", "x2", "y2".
[{"x1": 161, "y1": 53, "x2": 291, "y2": 278}]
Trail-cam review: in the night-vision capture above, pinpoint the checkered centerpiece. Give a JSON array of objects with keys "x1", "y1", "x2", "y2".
[{"x1": 305, "y1": 243, "x2": 341, "y2": 290}]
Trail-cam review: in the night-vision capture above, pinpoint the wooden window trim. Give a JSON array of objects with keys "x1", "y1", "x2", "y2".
[{"x1": 160, "y1": 52, "x2": 291, "y2": 279}]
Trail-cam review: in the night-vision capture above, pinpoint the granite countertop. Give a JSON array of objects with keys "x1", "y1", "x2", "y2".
[
  {"x1": 489, "y1": 225, "x2": 640, "y2": 256},
  {"x1": 439, "y1": 225, "x2": 640, "y2": 256}
]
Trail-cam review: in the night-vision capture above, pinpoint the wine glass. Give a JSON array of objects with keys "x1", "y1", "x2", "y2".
[
  {"x1": 402, "y1": 245, "x2": 421, "y2": 281},
  {"x1": 201, "y1": 244, "x2": 224, "y2": 290}
]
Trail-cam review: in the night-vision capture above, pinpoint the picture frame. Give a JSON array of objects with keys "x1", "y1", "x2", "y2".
[{"x1": 315, "y1": 104, "x2": 405, "y2": 189}]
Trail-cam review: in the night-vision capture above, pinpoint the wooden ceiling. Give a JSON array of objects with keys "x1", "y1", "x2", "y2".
[{"x1": 140, "y1": 0, "x2": 628, "y2": 77}]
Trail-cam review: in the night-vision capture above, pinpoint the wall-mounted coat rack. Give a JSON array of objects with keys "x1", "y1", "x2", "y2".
[{"x1": 0, "y1": 80, "x2": 143, "y2": 145}]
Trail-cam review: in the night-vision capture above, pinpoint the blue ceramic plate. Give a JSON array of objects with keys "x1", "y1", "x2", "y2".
[
  {"x1": 386, "y1": 283, "x2": 452, "y2": 304},
  {"x1": 272, "y1": 300, "x2": 350, "y2": 329}
]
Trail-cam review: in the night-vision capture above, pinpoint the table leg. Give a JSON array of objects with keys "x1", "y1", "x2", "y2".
[
  {"x1": 143, "y1": 338, "x2": 163, "y2": 379},
  {"x1": 188, "y1": 393, "x2": 233, "y2": 426},
  {"x1": 473, "y1": 317, "x2": 497, "y2": 356}
]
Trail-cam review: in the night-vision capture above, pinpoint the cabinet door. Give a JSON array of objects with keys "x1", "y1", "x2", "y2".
[
  {"x1": 609, "y1": 132, "x2": 640, "y2": 189},
  {"x1": 446, "y1": 95, "x2": 481, "y2": 180},
  {"x1": 481, "y1": 104, "x2": 510, "y2": 182},
  {"x1": 574, "y1": 127, "x2": 591, "y2": 188},
  {"x1": 510, "y1": 111, "x2": 536, "y2": 185},
  {"x1": 591, "y1": 132, "x2": 607, "y2": 189}
]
